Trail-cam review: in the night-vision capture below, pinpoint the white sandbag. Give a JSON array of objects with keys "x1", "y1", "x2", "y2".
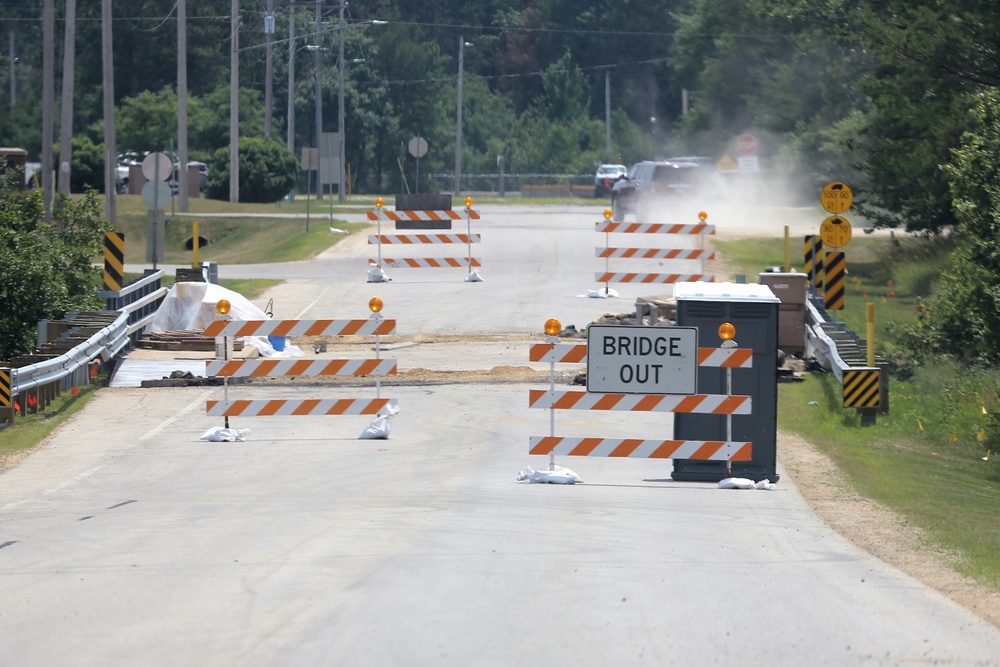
[
  {"x1": 200, "y1": 426, "x2": 251, "y2": 442},
  {"x1": 718, "y1": 477, "x2": 755, "y2": 489},
  {"x1": 358, "y1": 402, "x2": 398, "y2": 440},
  {"x1": 359, "y1": 415, "x2": 391, "y2": 440},
  {"x1": 517, "y1": 465, "x2": 583, "y2": 484},
  {"x1": 754, "y1": 479, "x2": 777, "y2": 490},
  {"x1": 464, "y1": 270, "x2": 484, "y2": 283},
  {"x1": 367, "y1": 262, "x2": 390, "y2": 283},
  {"x1": 585, "y1": 288, "x2": 618, "y2": 298}
]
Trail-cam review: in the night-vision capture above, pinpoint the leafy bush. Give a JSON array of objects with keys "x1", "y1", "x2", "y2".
[
  {"x1": 0, "y1": 169, "x2": 113, "y2": 359},
  {"x1": 206, "y1": 137, "x2": 298, "y2": 203}
]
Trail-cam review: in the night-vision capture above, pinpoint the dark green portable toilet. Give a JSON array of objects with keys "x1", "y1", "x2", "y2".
[{"x1": 672, "y1": 281, "x2": 780, "y2": 482}]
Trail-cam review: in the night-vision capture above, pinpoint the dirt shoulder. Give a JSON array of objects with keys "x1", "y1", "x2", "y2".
[{"x1": 780, "y1": 428, "x2": 1000, "y2": 629}]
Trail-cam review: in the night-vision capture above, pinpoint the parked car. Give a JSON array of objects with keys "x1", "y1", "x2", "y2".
[
  {"x1": 610, "y1": 159, "x2": 717, "y2": 221},
  {"x1": 594, "y1": 163, "x2": 627, "y2": 197}
]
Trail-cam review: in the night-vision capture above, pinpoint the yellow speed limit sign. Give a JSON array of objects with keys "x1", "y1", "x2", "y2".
[
  {"x1": 821, "y1": 181, "x2": 853, "y2": 214},
  {"x1": 820, "y1": 215, "x2": 853, "y2": 248}
]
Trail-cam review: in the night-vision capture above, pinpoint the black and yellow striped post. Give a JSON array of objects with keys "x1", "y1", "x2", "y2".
[
  {"x1": 103, "y1": 232, "x2": 125, "y2": 292},
  {"x1": 804, "y1": 235, "x2": 824, "y2": 291},
  {"x1": 844, "y1": 367, "x2": 881, "y2": 426},
  {"x1": 843, "y1": 369, "x2": 880, "y2": 408},
  {"x1": 0, "y1": 367, "x2": 13, "y2": 423},
  {"x1": 824, "y1": 251, "x2": 845, "y2": 311}
]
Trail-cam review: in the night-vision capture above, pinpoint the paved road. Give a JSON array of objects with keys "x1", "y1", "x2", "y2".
[{"x1": 6, "y1": 203, "x2": 1000, "y2": 665}]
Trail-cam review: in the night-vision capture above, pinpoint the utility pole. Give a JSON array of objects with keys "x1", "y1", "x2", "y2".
[
  {"x1": 604, "y1": 69, "x2": 611, "y2": 157},
  {"x1": 58, "y1": 0, "x2": 77, "y2": 198},
  {"x1": 314, "y1": 0, "x2": 323, "y2": 201},
  {"x1": 287, "y1": 2, "x2": 296, "y2": 154},
  {"x1": 229, "y1": 0, "x2": 239, "y2": 203},
  {"x1": 42, "y1": 0, "x2": 54, "y2": 217},
  {"x1": 101, "y1": 0, "x2": 117, "y2": 224},
  {"x1": 264, "y1": 0, "x2": 275, "y2": 137},
  {"x1": 337, "y1": 0, "x2": 345, "y2": 201},
  {"x1": 178, "y1": 0, "x2": 189, "y2": 211},
  {"x1": 7, "y1": 29, "x2": 14, "y2": 108}
]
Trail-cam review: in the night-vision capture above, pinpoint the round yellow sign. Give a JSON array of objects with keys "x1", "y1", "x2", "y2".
[
  {"x1": 821, "y1": 181, "x2": 853, "y2": 214},
  {"x1": 820, "y1": 215, "x2": 853, "y2": 248}
]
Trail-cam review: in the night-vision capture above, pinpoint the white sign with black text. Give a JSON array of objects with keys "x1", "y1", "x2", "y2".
[{"x1": 586, "y1": 325, "x2": 698, "y2": 395}]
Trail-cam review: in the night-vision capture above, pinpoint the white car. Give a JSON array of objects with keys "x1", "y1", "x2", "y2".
[{"x1": 594, "y1": 164, "x2": 627, "y2": 197}]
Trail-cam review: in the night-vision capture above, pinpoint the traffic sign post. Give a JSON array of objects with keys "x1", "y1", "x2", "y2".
[
  {"x1": 142, "y1": 151, "x2": 172, "y2": 269},
  {"x1": 735, "y1": 134, "x2": 759, "y2": 173},
  {"x1": 816, "y1": 183, "x2": 854, "y2": 314},
  {"x1": 408, "y1": 136, "x2": 428, "y2": 193},
  {"x1": 586, "y1": 325, "x2": 698, "y2": 395}
]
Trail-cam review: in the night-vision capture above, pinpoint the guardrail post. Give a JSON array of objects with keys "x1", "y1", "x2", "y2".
[{"x1": 0, "y1": 368, "x2": 13, "y2": 424}]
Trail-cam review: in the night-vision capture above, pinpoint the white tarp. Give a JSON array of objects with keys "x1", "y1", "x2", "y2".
[
  {"x1": 151, "y1": 282, "x2": 267, "y2": 332},
  {"x1": 150, "y1": 282, "x2": 302, "y2": 357}
]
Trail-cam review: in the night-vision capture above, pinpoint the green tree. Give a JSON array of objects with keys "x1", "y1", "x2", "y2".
[
  {"x1": 205, "y1": 137, "x2": 298, "y2": 203},
  {"x1": 916, "y1": 88, "x2": 1000, "y2": 363},
  {"x1": 68, "y1": 135, "x2": 107, "y2": 193},
  {"x1": 0, "y1": 169, "x2": 113, "y2": 360},
  {"x1": 116, "y1": 88, "x2": 179, "y2": 157},
  {"x1": 854, "y1": 1, "x2": 1000, "y2": 233}
]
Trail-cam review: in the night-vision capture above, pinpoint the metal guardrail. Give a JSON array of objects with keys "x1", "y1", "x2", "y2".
[
  {"x1": 10, "y1": 310, "x2": 128, "y2": 395},
  {"x1": 2, "y1": 271, "x2": 168, "y2": 423},
  {"x1": 97, "y1": 270, "x2": 169, "y2": 345},
  {"x1": 804, "y1": 295, "x2": 855, "y2": 383}
]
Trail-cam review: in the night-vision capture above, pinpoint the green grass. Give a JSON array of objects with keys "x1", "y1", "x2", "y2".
[
  {"x1": 115, "y1": 214, "x2": 367, "y2": 266},
  {"x1": 113, "y1": 191, "x2": 597, "y2": 218},
  {"x1": 713, "y1": 234, "x2": 955, "y2": 355},
  {"x1": 779, "y1": 371, "x2": 1000, "y2": 586},
  {"x1": 716, "y1": 232, "x2": 1000, "y2": 588}
]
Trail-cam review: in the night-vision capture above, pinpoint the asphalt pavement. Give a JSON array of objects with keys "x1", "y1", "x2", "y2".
[{"x1": 6, "y1": 202, "x2": 1000, "y2": 666}]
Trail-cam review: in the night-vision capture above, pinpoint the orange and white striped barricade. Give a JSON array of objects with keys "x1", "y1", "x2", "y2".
[
  {"x1": 206, "y1": 397, "x2": 397, "y2": 417},
  {"x1": 595, "y1": 213, "x2": 716, "y2": 293},
  {"x1": 367, "y1": 198, "x2": 483, "y2": 282},
  {"x1": 203, "y1": 300, "x2": 397, "y2": 430},
  {"x1": 528, "y1": 326, "x2": 752, "y2": 472}
]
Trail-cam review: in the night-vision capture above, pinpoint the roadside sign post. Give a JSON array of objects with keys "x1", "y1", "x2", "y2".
[
  {"x1": 735, "y1": 133, "x2": 759, "y2": 173},
  {"x1": 818, "y1": 182, "x2": 854, "y2": 318}
]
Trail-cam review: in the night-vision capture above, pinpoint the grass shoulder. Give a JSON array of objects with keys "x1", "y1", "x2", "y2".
[{"x1": 716, "y1": 232, "x2": 1000, "y2": 589}]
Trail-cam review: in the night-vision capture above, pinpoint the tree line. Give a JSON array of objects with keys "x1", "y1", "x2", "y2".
[{"x1": 3, "y1": 0, "x2": 1000, "y2": 361}]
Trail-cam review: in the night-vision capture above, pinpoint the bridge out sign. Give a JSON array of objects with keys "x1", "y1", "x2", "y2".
[{"x1": 586, "y1": 325, "x2": 698, "y2": 395}]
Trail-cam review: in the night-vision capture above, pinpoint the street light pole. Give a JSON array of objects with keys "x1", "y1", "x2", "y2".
[
  {"x1": 337, "y1": 0, "x2": 345, "y2": 201},
  {"x1": 454, "y1": 36, "x2": 470, "y2": 195},
  {"x1": 229, "y1": 0, "x2": 239, "y2": 203},
  {"x1": 286, "y1": 2, "x2": 296, "y2": 155}
]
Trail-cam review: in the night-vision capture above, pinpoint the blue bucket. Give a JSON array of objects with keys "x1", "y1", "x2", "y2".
[{"x1": 267, "y1": 335, "x2": 286, "y2": 352}]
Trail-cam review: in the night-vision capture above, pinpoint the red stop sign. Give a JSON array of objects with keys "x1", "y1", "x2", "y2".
[{"x1": 736, "y1": 134, "x2": 758, "y2": 156}]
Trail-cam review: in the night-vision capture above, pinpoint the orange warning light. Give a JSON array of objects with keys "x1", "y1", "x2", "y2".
[
  {"x1": 216, "y1": 299, "x2": 232, "y2": 315},
  {"x1": 544, "y1": 318, "x2": 562, "y2": 336},
  {"x1": 698, "y1": 211, "x2": 708, "y2": 221},
  {"x1": 718, "y1": 322, "x2": 736, "y2": 341},
  {"x1": 375, "y1": 197, "x2": 384, "y2": 208},
  {"x1": 369, "y1": 297, "x2": 384, "y2": 313},
  {"x1": 465, "y1": 196, "x2": 474, "y2": 208},
  {"x1": 603, "y1": 209, "x2": 613, "y2": 220}
]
